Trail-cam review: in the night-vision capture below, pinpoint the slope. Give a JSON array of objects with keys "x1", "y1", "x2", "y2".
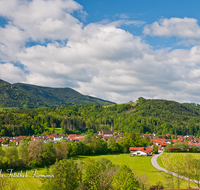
[{"x1": 0, "y1": 79, "x2": 115, "y2": 109}]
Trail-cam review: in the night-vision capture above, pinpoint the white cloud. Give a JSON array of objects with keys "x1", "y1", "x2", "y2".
[
  {"x1": 0, "y1": 63, "x2": 26, "y2": 83},
  {"x1": 1, "y1": 1, "x2": 200, "y2": 104},
  {"x1": 143, "y1": 17, "x2": 200, "y2": 39}
]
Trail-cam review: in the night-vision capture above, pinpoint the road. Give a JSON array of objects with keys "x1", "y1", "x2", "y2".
[{"x1": 151, "y1": 152, "x2": 200, "y2": 184}]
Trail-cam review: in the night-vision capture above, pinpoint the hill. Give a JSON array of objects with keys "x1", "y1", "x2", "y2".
[
  {"x1": 1, "y1": 97, "x2": 200, "y2": 137},
  {"x1": 0, "y1": 79, "x2": 115, "y2": 109}
]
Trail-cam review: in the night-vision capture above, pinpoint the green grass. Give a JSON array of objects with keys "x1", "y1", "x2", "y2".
[
  {"x1": 5, "y1": 153, "x2": 199, "y2": 189},
  {"x1": 157, "y1": 152, "x2": 200, "y2": 188},
  {"x1": 2, "y1": 167, "x2": 46, "y2": 190},
  {"x1": 158, "y1": 152, "x2": 200, "y2": 169},
  {"x1": 73, "y1": 154, "x2": 168, "y2": 186},
  {"x1": 45, "y1": 127, "x2": 63, "y2": 134}
]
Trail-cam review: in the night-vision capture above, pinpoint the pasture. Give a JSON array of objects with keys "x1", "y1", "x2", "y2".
[
  {"x1": 157, "y1": 152, "x2": 200, "y2": 169},
  {"x1": 4, "y1": 153, "x2": 199, "y2": 189},
  {"x1": 74, "y1": 154, "x2": 165, "y2": 186},
  {"x1": 1, "y1": 167, "x2": 46, "y2": 190}
]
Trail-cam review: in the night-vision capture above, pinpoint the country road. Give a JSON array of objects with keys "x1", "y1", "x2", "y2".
[{"x1": 151, "y1": 152, "x2": 200, "y2": 184}]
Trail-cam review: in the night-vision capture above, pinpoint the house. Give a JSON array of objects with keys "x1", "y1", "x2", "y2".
[
  {"x1": 98, "y1": 130, "x2": 113, "y2": 136},
  {"x1": 68, "y1": 134, "x2": 84, "y2": 142},
  {"x1": 51, "y1": 133, "x2": 65, "y2": 141},
  {"x1": 129, "y1": 147, "x2": 153, "y2": 156},
  {"x1": 31, "y1": 136, "x2": 40, "y2": 141},
  {"x1": 10, "y1": 139, "x2": 21, "y2": 145}
]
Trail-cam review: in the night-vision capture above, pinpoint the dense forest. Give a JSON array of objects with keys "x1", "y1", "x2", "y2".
[
  {"x1": 1, "y1": 97, "x2": 200, "y2": 137},
  {"x1": 0, "y1": 79, "x2": 115, "y2": 109}
]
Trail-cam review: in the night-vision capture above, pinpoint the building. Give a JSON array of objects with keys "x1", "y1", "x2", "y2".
[
  {"x1": 97, "y1": 130, "x2": 113, "y2": 137},
  {"x1": 129, "y1": 147, "x2": 153, "y2": 156}
]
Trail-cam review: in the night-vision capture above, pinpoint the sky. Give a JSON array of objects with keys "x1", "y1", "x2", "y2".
[{"x1": 1, "y1": 0, "x2": 200, "y2": 103}]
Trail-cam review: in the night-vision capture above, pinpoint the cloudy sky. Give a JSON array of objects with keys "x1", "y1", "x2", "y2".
[{"x1": 1, "y1": 0, "x2": 200, "y2": 103}]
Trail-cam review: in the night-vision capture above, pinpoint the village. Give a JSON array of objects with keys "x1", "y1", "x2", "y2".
[{"x1": 1, "y1": 130, "x2": 200, "y2": 156}]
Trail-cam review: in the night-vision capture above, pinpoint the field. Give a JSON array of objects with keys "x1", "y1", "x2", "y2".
[
  {"x1": 74, "y1": 154, "x2": 165, "y2": 186},
  {"x1": 157, "y1": 152, "x2": 200, "y2": 169},
  {"x1": 2, "y1": 168, "x2": 46, "y2": 190},
  {"x1": 157, "y1": 152, "x2": 200, "y2": 188},
  {"x1": 4, "y1": 153, "x2": 199, "y2": 189},
  {"x1": 46, "y1": 127, "x2": 63, "y2": 134}
]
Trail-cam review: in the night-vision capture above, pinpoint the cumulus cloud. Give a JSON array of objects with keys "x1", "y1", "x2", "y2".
[
  {"x1": 0, "y1": 63, "x2": 26, "y2": 83},
  {"x1": 1, "y1": 1, "x2": 200, "y2": 104},
  {"x1": 143, "y1": 17, "x2": 200, "y2": 39}
]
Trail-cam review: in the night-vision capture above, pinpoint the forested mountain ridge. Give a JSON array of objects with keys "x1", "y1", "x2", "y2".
[
  {"x1": 0, "y1": 79, "x2": 115, "y2": 109},
  {"x1": 1, "y1": 97, "x2": 200, "y2": 137}
]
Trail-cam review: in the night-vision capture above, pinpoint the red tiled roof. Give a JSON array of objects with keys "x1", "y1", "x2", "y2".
[{"x1": 129, "y1": 147, "x2": 153, "y2": 152}]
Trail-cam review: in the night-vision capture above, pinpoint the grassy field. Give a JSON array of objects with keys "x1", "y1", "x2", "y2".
[
  {"x1": 73, "y1": 154, "x2": 197, "y2": 189},
  {"x1": 46, "y1": 127, "x2": 63, "y2": 134},
  {"x1": 74, "y1": 154, "x2": 165, "y2": 186},
  {"x1": 4, "y1": 153, "x2": 199, "y2": 189},
  {"x1": 157, "y1": 152, "x2": 200, "y2": 169},
  {"x1": 157, "y1": 152, "x2": 200, "y2": 188},
  {"x1": 2, "y1": 167, "x2": 46, "y2": 190}
]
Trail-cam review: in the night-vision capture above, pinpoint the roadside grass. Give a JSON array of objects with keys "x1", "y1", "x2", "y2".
[
  {"x1": 157, "y1": 152, "x2": 200, "y2": 188},
  {"x1": 158, "y1": 152, "x2": 200, "y2": 169}
]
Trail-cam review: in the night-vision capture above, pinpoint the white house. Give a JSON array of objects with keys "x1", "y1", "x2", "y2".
[{"x1": 130, "y1": 150, "x2": 149, "y2": 156}]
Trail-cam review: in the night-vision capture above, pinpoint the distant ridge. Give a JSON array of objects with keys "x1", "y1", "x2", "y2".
[{"x1": 0, "y1": 79, "x2": 115, "y2": 109}]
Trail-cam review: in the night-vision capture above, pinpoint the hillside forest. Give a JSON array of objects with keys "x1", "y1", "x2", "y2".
[{"x1": 0, "y1": 97, "x2": 200, "y2": 137}]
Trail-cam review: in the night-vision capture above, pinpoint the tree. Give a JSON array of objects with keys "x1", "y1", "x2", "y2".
[
  {"x1": 163, "y1": 164, "x2": 175, "y2": 189},
  {"x1": 43, "y1": 159, "x2": 82, "y2": 190},
  {"x1": 135, "y1": 173, "x2": 149, "y2": 190},
  {"x1": 182, "y1": 155, "x2": 194, "y2": 189},
  {"x1": 152, "y1": 145, "x2": 158, "y2": 154},
  {"x1": 107, "y1": 138, "x2": 120, "y2": 153},
  {"x1": 173, "y1": 161, "x2": 184, "y2": 189},
  {"x1": 4, "y1": 146, "x2": 19, "y2": 168},
  {"x1": 82, "y1": 157, "x2": 118, "y2": 190},
  {"x1": 42, "y1": 143, "x2": 56, "y2": 166},
  {"x1": 54, "y1": 141, "x2": 69, "y2": 160},
  {"x1": 112, "y1": 165, "x2": 139, "y2": 190},
  {"x1": 90, "y1": 137, "x2": 108, "y2": 154},
  {"x1": 191, "y1": 159, "x2": 200, "y2": 187},
  {"x1": 18, "y1": 141, "x2": 29, "y2": 165},
  {"x1": 28, "y1": 139, "x2": 43, "y2": 166}
]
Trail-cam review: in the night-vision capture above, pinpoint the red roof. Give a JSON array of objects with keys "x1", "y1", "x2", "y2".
[
  {"x1": 129, "y1": 147, "x2": 153, "y2": 152},
  {"x1": 47, "y1": 136, "x2": 54, "y2": 139}
]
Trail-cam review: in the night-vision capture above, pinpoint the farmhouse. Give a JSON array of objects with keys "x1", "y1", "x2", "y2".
[{"x1": 129, "y1": 147, "x2": 153, "y2": 156}]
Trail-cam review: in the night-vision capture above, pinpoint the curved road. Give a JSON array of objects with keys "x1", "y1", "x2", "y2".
[{"x1": 151, "y1": 152, "x2": 200, "y2": 184}]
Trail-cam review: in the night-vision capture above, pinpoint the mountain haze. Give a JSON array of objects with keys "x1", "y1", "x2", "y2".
[{"x1": 0, "y1": 79, "x2": 115, "y2": 109}]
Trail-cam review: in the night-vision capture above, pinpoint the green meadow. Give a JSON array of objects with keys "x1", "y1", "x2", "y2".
[
  {"x1": 2, "y1": 167, "x2": 46, "y2": 190},
  {"x1": 157, "y1": 152, "x2": 200, "y2": 188},
  {"x1": 157, "y1": 152, "x2": 200, "y2": 169},
  {"x1": 4, "y1": 153, "x2": 199, "y2": 189}
]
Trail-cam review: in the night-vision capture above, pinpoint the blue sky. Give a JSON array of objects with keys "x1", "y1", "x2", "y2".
[{"x1": 1, "y1": 0, "x2": 200, "y2": 103}]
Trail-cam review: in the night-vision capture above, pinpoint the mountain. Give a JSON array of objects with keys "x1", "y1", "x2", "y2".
[{"x1": 0, "y1": 79, "x2": 115, "y2": 109}]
